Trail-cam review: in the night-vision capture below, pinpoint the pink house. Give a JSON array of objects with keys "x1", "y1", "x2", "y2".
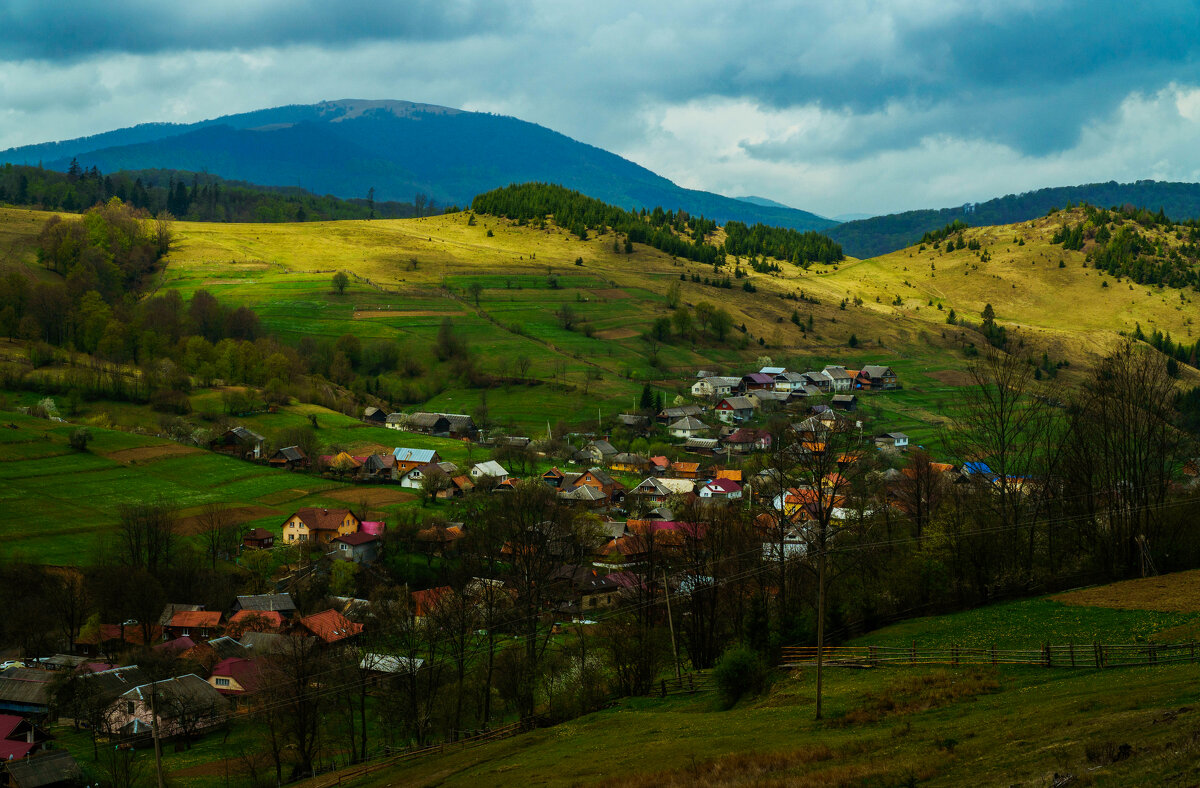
[{"x1": 110, "y1": 675, "x2": 228, "y2": 740}]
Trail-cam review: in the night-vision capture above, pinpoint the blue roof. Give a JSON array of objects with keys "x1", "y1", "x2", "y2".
[
  {"x1": 962, "y1": 461, "x2": 993, "y2": 475},
  {"x1": 393, "y1": 448, "x2": 437, "y2": 463}
]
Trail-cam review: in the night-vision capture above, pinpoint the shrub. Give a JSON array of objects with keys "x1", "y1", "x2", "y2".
[
  {"x1": 714, "y1": 644, "x2": 769, "y2": 708},
  {"x1": 68, "y1": 428, "x2": 92, "y2": 452}
]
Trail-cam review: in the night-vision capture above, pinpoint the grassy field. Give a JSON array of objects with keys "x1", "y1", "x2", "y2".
[
  {"x1": 342, "y1": 579, "x2": 1200, "y2": 787},
  {"x1": 0, "y1": 409, "x2": 361, "y2": 563}
]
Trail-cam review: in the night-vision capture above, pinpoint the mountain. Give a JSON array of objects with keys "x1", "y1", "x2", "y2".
[
  {"x1": 1, "y1": 99, "x2": 835, "y2": 232},
  {"x1": 828, "y1": 180, "x2": 1200, "y2": 258},
  {"x1": 735, "y1": 195, "x2": 796, "y2": 210}
]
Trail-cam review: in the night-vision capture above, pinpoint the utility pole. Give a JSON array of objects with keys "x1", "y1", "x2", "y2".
[
  {"x1": 662, "y1": 570, "x2": 681, "y2": 679},
  {"x1": 150, "y1": 685, "x2": 165, "y2": 788},
  {"x1": 815, "y1": 530, "x2": 827, "y2": 720}
]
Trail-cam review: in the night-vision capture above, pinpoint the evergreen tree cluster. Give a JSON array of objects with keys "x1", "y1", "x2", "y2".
[
  {"x1": 721, "y1": 221, "x2": 843, "y2": 266},
  {"x1": 918, "y1": 220, "x2": 970, "y2": 246},
  {"x1": 0, "y1": 162, "x2": 432, "y2": 222},
  {"x1": 1050, "y1": 204, "x2": 1200, "y2": 289},
  {"x1": 471, "y1": 182, "x2": 724, "y2": 264},
  {"x1": 1132, "y1": 323, "x2": 1200, "y2": 370}
]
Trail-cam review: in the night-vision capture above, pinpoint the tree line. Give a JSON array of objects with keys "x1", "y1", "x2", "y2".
[{"x1": 0, "y1": 162, "x2": 441, "y2": 222}]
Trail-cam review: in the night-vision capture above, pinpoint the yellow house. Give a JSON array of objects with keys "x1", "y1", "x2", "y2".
[{"x1": 282, "y1": 507, "x2": 360, "y2": 544}]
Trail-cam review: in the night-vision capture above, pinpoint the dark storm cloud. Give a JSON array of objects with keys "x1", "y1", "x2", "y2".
[{"x1": 0, "y1": 0, "x2": 508, "y2": 59}]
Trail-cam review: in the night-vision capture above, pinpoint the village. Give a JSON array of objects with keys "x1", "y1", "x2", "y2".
[{"x1": 0, "y1": 359, "x2": 988, "y2": 785}]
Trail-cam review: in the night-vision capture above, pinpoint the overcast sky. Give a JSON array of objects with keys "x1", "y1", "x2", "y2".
[{"x1": 3, "y1": 0, "x2": 1200, "y2": 216}]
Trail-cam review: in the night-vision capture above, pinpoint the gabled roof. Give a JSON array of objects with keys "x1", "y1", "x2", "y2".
[
  {"x1": 759, "y1": 366, "x2": 787, "y2": 375},
  {"x1": 775, "y1": 371, "x2": 807, "y2": 382},
  {"x1": 289, "y1": 507, "x2": 355, "y2": 532},
  {"x1": 610, "y1": 452, "x2": 648, "y2": 465},
  {"x1": 831, "y1": 394, "x2": 857, "y2": 402},
  {"x1": 684, "y1": 437, "x2": 720, "y2": 449},
  {"x1": 581, "y1": 467, "x2": 616, "y2": 486},
  {"x1": 228, "y1": 426, "x2": 264, "y2": 443},
  {"x1": 472, "y1": 460, "x2": 509, "y2": 477},
  {"x1": 443, "y1": 414, "x2": 476, "y2": 431},
  {"x1": 704, "y1": 478, "x2": 742, "y2": 494},
  {"x1": 334, "y1": 532, "x2": 379, "y2": 547},
  {"x1": 385, "y1": 412, "x2": 407, "y2": 424},
  {"x1": 700, "y1": 376, "x2": 743, "y2": 387},
  {"x1": 715, "y1": 469, "x2": 743, "y2": 482},
  {"x1": 210, "y1": 657, "x2": 264, "y2": 694},
  {"x1": 229, "y1": 610, "x2": 284, "y2": 630},
  {"x1": 657, "y1": 477, "x2": 697, "y2": 494},
  {"x1": 298, "y1": 610, "x2": 363, "y2": 643},
  {"x1": 649, "y1": 455, "x2": 669, "y2": 467},
  {"x1": 617, "y1": 413, "x2": 648, "y2": 426},
  {"x1": 159, "y1": 603, "x2": 203, "y2": 626},
  {"x1": 586, "y1": 439, "x2": 618, "y2": 455},
  {"x1": 393, "y1": 447, "x2": 438, "y2": 464},
  {"x1": 668, "y1": 416, "x2": 709, "y2": 430},
  {"x1": 121, "y1": 674, "x2": 226, "y2": 710},
  {"x1": 559, "y1": 485, "x2": 607, "y2": 502},
  {"x1": 726, "y1": 427, "x2": 768, "y2": 444},
  {"x1": 6, "y1": 750, "x2": 81, "y2": 788},
  {"x1": 235, "y1": 593, "x2": 297, "y2": 613},
  {"x1": 363, "y1": 406, "x2": 384, "y2": 418},
  {"x1": 660, "y1": 405, "x2": 703, "y2": 418},
  {"x1": 719, "y1": 396, "x2": 757, "y2": 410},
  {"x1": 240, "y1": 632, "x2": 314, "y2": 655},
  {"x1": 411, "y1": 587, "x2": 453, "y2": 618},
  {"x1": 245, "y1": 528, "x2": 274, "y2": 541},
  {"x1": 671, "y1": 461, "x2": 700, "y2": 474},
  {"x1": 632, "y1": 478, "x2": 672, "y2": 496},
  {"x1": 861, "y1": 365, "x2": 894, "y2": 377},
  {"x1": 169, "y1": 610, "x2": 221, "y2": 629},
  {"x1": 742, "y1": 373, "x2": 775, "y2": 385},
  {"x1": 823, "y1": 365, "x2": 853, "y2": 379},
  {"x1": 273, "y1": 445, "x2": 307, "y2": 461},
  {"x1": 408, "y1": 412, "x2": 449, "y2": 427}
]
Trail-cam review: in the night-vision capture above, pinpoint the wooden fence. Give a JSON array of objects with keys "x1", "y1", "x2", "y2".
[
  {"x1": 299, "y1": 721, "x2": 526, "y2": 788},
  {"x1": 780, "y1": 641, "x2": 1200, "y2": 669}
]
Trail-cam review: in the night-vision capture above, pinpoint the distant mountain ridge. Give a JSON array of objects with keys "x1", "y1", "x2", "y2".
[
  {"x1": 0, "y1": 99, "x2": 835, "y2": 232},
  {"x1": 828, "y1": 181, "x2": 1200, "y2": 258}
]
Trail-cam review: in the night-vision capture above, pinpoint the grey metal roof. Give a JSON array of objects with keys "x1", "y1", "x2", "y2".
[
  {"x1": 669, "y1": 416, "x2": 709, "y2": 430},
  {"x1": 6, "y1": 751, "x2": 82, "y2": 788},
  {"x1": 235, "y1": 593, "x2": 297, "y2": 613}
]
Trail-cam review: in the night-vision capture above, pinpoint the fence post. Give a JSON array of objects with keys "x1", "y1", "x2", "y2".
[
  {"x1": 1069, "y1": 642, "x2": 1075, "y2": 668},
  {"x1": 911, "y1": 640, "x2": 917, "y2": 665},
  {"x1": 953, "y1": 644, "x2": 959, "y2": 667},
  {"x1": 1044, "y1": 643, "x2": 1052, "y2": 668},
  {"x1": 991, "y1": 644, "x2": 997, "y2": 666},
  {"x1": 1192, "y1": 642, "x2": 1196, "y2": 664},
  {"x1": 869, "y1": 645, "x2": 877, "y2": 667}
]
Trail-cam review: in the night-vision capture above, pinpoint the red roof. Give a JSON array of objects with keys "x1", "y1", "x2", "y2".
[
  {"x1": 155, "y1": 636, "x2": 196, "y2": 653},
  {"x1": 411, "y1": 586, "x2": 453, "y2": 618},
  {"x1": 244, "y1": 528, "x2": 274, "y2": 541},
  {"x1": 76, "y1": 624, "x2": 162, "y2": 646},
  {"x1": 298, "y1": 610, "x2": 363, "y2": 643},
  {"x1": 0, "y1": 741, "x2": 34, "y2": 760},
  {"x1": 210, "y1": 657, "x2": 263, "y2": 694},
  {"x1": 705, "y1": 478, "x2": 742, "y2": 494},
  {"x1": 334, "y1": 532, "x2": 379, "y2": 546},
  {"x1": 169, "y1": 610, "x2": 222, "y2": 629},
  {"x1": 0, "y1": 715, "x2": 24, "y2": 740},
  {"x1": 229, "y1": 610, "x2": 283, "y2": 631}
]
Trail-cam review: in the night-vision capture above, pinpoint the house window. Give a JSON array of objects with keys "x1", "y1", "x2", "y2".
[
  {"x1": 215, "y1": 678, "x2": 230, "y2": 687},
  {"x1": 299, "y1": 534, "x2": 307, "y2": 542},
  {"x1": 126, "y1": 701, "x2": 134, "y2": 715}
]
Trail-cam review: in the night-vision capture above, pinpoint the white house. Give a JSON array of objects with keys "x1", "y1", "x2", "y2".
[
  {"x1": 470, "y1": 460, "x2": 510, "y2": 482},
  {"x1": 691, "y1": 376, "x2": 743, "y2": 399},
  {"x1": 668, "y1": 416, "x2": 709, "y2": 438},
  {"x1": 875, "y1": 432, "x2": 909, "y2": 450},
  {"x1": 822, "y1": 366, "x2": 855, "y2": 392},
  {"x1": 699, "y1": 478, "x2": 742, "y2": 500}
]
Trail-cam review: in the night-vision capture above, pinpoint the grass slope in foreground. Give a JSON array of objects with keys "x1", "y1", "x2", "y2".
[{"x1": 359, "y1": 585, "x2": 1200, "y2": 787}]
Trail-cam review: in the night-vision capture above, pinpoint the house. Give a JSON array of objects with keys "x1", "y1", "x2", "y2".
[
  {"x1": 875, "y1": 432, "x2": 909, "y2": 450},
  {"x1": 582, "y1": 439, "x2": 618, "y2": 463},
  {"x1": 822, "y1": 366, "x2": 855, "y2": 392},
  {"x1": 211, "y1": 427, "x2": 265, "y2": 460},
  {"x1": 630, "y1": 477, "x2": 694, "y2": 503},
  {"x1": 207, "y1": 658, "x2": 263, "y2": 701},
  {"x1": 552, "y1": 566, "x2": 622, "y2": 614},
  {"x1": 111, "y1": 675, "x2": 228, "y2": 740},
  {"x1": 442, "y1": 414, "x2": 478, "y2": 439},
  {"x1": 242, "y1": 529, "x2": 274, "y2": 550},
  {"x1": 759, "y1": 365, "x2": 787, "y2": 376},
  {"x1": 753, "y1": 390, "x2": 793, "y2": 411},
  {"x1": 4, "y1": 750, "x2": 82, "y2": 788},
  {"x1": 358, "y1": 453, "x2": 395, "y2": 481},
  {"x1": 411, "y1": 587, "x2": 453, "y2": 622},
  {"x1": 691, "y1": 376, "x2": 744, "y2": 399},
  {"x1": 802, "y1": 371, "x2": 834, "y2": 392},
  {"x1": 558, "y1": 484, "x2": 609, "y2": 508},
  {"x1": 384, "y1": 413, "x2": 407, "y2": 430},
  {"x1": 858, "y1": 365, "x2": 900, "y2": 390},
  {"x1": 772, "y1": 372, "x2": 808, "y2": 392},
  {"x1": 297, "y1": 610, "x2": 363, "y2": 644},
  {"x1": 239, "y1": 632, "x2": 315, "y2": 657},
  {"x1": 724, "y1": 428, "x2": 771, "y2": 453},
  {"x1": 334, "y1": 532, "x2": 381, "y2": 563},
  {"x1": 398, "y1": 462, "x2": 440, "y2": 490},
  {"x1": 234, "y1": 594, "x2": 297, "y2": 618},
  {"x1": 0, "y1": 671, "x2": 51, "y2": 719},
  {"x1": 714, "y1": 396, "x2": 757, "y2": 424},
  {"x1": 226, "y1": 610, "x2": 283, "y2": 637},
  {"x1": 322, "y1": 452, "x2": 363, "y2": 474},
  {"x1": 831, "y1": 394, "x2": 858, "y2": 411},
  {"x1": 542, "y1": 467, "x2": 567, "y2": 487},
  {"x1": 668, "y1": 416, "x2": 709, "y2": 438},
  {"x1": 444, "y1": 475, "x2": 474, "y2": 498},
  {"x1": 406, "y1": 412, "x2": 451, "y2": 435},
  {"x1": 700, "y1": 478, "x2": 743, "y2": 500},
  {"x1": 267, "y1": 445, "x2": 309, "y2": 471},
  {"x1": 470, "y1": 460, "x2": 509, "y2": 483},
  {"x1": 281, "y1": 508, "x2": 360, "y2": 545},
  {"x1": 649, "y1": 455, "x2": 670, "y2": 474},
  {"x1": 609, "y1": 453, "x2": 650, "y2": 473},
  {"x1": 741, "y1": 372, "x2": 775, "y2": 391},
  {"x1": 362, "y1": 406, "x2": 387, "y2": 425},
  {"x1": 165, "y1": 611, "x2": 222, "y2": 640},
  {"x1": 415, "y1": 523, "x2": 465, "y2": 555},
  {"x1": 393, "y1": 448, "x2": 440, "y2": 475},
  {"x1": 671, "y1": 461, "x2": 703, "y2": 480},
  {"x1": 657, "y1": 405, "x2": 704, "y2": 424},
  {"x1": 569, "y1": 467, "x2": 625, "y2": 501}
]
